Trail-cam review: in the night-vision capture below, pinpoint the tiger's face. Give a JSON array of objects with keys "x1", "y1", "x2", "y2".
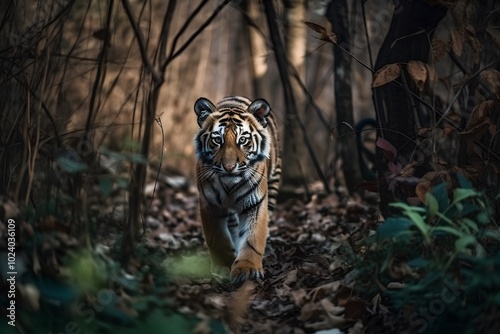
[{"x1": 194, "y1": 97, "x2": 271, "y2": 175}]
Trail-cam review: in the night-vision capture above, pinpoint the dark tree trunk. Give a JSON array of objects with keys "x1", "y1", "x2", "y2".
[
  {"x1": 327, "y1": 0, "x2": 363, "y2": 194},
  {"x1": 263, "y1": 0, "x2": 309, "y2": 198},
  {"x1": 374, "y1": 0, "x2": 447, "y2": 216}
]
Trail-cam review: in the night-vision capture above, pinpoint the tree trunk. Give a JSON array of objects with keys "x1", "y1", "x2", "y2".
[
  {"x1": 284, "y1": 0, "x2": 306, "y2": 103},
  {"x1": 327, "y1": 0, "x2": 363, "y2": 194},
  {"x1": 280, "y1": 0, "x2": 311, "y2": 195},
  {"x1": 373, "y1": 0, "x2": 447, "y2": 216},
  {"x1": 245, "y1": 0, "x2": 271, "y2": 99}
]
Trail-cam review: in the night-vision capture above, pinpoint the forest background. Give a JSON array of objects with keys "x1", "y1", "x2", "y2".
[{"x1": 1, "y1": 0, "x2": 500, "y2": 333}]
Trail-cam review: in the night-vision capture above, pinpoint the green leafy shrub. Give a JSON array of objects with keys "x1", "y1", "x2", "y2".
[{"x1": 357, "y1": 175, "x2": 500, "y2": 333}]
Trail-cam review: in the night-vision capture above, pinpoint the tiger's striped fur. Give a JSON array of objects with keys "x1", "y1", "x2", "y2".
[{"x1": 194, "y1": 96, "x2": 281, "y2": 285}]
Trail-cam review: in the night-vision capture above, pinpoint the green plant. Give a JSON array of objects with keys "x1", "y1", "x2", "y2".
[{"x1": 358, "y1": 175, "x2": 500, "y2": 333}]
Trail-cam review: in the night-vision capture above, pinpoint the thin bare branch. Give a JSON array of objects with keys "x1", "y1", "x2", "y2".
[
  {"x1": 165, "y1": 0, "x2": 209, "y2": 62},
  {"x1": 164, "y1": 0, "x2": 232, "y2": 68},
  {"x1": 157, "y1": 0, "x2": 178, "y2": 70},
  {"x1": 120, "y1": 0, "x2": 162, "y2": 83},
  {"x1": 360, "y1": 1, "x2": 374, "y2": 71},
  {"x1": 437, "y1": 56, "x2": 500, "y2": 126},
  {"x1": 86, "y1": 0, "x2": 115, "y2": 135},
  {"x1": 263, "y1": 0, "x2": 330, "y2": 193}
]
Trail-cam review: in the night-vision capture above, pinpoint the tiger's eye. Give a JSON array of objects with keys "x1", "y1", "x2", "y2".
[
  {"x1": 239, "y1": 137, "x2": 249, "y2": 145},
  {"x1": 211, "y1": 137, "x2": 222, "y2": 145}
]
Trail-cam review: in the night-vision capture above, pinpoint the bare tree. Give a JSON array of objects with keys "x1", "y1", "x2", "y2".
[
  {"x1": 327, "y1": 0, "x2": 363, "y2": 194},
  {"x1": 120, "y1": 0, "x2": 232, "y2": 263},
  {"x1": 283, "y1": 0, "x2": 316, "y2": 187},
  {"x1": 263, "y1": 0, "x2": 311, "y2": 197}
]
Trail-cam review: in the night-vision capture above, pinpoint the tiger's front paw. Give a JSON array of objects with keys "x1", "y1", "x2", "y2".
[{"x1": 230, "y1": 261, "x2": 264, "y2": 286}]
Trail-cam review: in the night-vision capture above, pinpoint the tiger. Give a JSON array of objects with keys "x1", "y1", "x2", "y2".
[{"x1": 193, "y1": 96, "x2": 281, "y2": 285}]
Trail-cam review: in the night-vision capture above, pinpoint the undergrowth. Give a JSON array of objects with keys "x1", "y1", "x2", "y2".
[{"x1": 355, "y1": 175, "x2": 500, "y2": 333}]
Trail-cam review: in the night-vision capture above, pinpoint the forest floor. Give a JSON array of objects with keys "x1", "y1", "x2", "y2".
[
  {"x1": 143, "y1": 174, "x2": 381, "y2": 334},
  {"x1": 0, "y1": 172, "x2": 384, "y2": 334}
]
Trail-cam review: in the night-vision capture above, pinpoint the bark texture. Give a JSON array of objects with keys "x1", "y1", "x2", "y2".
[{"x1": 327, "y1": 0, "x2": 363, "y2": 194}]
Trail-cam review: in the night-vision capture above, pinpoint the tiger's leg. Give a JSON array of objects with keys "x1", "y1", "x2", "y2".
[
  {"x1": 200, "y1": 203, "x2": 237, "y2": 279},
  {"x1": 230, "y1": 197, "x2": 269, "y2": 285},
  {"x1": 226, "y1": 210, "x2": 240, "y2": 247}
]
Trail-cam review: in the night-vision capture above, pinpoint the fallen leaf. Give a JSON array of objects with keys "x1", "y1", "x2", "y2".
[
  {"x1": 292, "y1": 288, "x2": 308, "y2": 306},
  {"x1": 324, "y1": 314, "x2": 350, "y2": 328},
  {"x1": 348, "y1": 321, "x2": 365, "y2": 334},
  {"x1": 298, "y1": 301, "x2": 322, "y2": 322},
  {"x1": 283, "y1": 269, "x2": 298, "y2": 285},
  {"x1": 320, "y1": 297, "x2": 344, "y2": 315}
]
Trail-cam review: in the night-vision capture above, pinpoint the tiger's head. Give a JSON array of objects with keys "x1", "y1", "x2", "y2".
[{"x1": 194, "y1": 96, "x2": 272, "y2": 175}]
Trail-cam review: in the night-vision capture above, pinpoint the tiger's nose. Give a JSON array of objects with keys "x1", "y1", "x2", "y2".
[{"x1": 223, "y1": 163, "x2": 236, "y2": 172}]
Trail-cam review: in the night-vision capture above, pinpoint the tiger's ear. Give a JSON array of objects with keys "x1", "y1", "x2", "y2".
[
  {"x1": 248, "y1": 99, "x2": 271, "y2": 127},
  {"x1": 194, "y1": 97, "x2": 216, "y2": 127}
]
